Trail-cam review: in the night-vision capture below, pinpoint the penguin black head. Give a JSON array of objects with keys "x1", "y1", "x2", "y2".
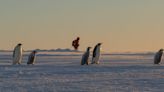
[
  {"x1": 18, "y1": 43, "x2": 22, "y2": 46},
  {"x1": 87, "y1": 47, "x2": 92, "y2": 50},
  {"x1": 33, "y1": 50, "x2": 37, "y2": 54},
  {"x1": 159, "y1": 49, "x2": 164, "y2": 52},
  {"x1": 97, "y1": 43, "x2": 102, "y2": 46}
]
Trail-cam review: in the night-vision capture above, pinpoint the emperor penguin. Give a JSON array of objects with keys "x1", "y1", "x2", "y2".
[
  {"x1": 154, "y1": 49, "x2": 163, "y2": 64},
  {"x1": 13, "y1": 43, "x2": 23, "y2": 65},
  {"x1": 27, "y1": 50, "x2": 37, "y2": 65},
  {"x1": 91, "y1": 43, "x2": 102, "y2": 64},
  {"x1": 81, "y1": 47, "x2": 91, "y2": 65}
]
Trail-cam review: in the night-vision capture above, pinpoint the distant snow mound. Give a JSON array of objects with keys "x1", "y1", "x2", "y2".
[{"x1": 35, "y1": 48, "x2": 81, "y2": 52}]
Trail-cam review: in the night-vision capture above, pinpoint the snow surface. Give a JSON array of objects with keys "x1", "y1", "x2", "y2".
[{"x1": 0, "y1": 51, "x2": 164, "y2": 92}]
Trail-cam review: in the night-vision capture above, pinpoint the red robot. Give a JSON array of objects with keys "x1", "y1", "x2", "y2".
[{"x1": 72, "y1": 37, "x2": 80, "y2": 50}]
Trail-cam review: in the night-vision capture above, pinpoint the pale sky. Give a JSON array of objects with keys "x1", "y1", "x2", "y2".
[{"x1": 0, "y1": 0, "x2": 164, "y2": 52}]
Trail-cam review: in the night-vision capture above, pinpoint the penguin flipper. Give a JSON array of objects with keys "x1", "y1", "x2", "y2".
[
  {"x1": 13, "y1": 48, "x2": 16, "y2": 58},
  {"x1": 93, "y1": 46, "x2": 97, "y2": 57}
]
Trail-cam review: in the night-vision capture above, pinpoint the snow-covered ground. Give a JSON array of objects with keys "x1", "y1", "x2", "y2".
[{"x1": 0, "y1": 51, "x2": 164, "y2": 92}]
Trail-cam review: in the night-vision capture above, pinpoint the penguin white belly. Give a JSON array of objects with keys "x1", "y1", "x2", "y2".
[
  {"x1": 93, "y1": 48, "x2": 100, "y2": 64},
  {"x1": 13, "y1": 48, "x2": 22, "y2": 64}
]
